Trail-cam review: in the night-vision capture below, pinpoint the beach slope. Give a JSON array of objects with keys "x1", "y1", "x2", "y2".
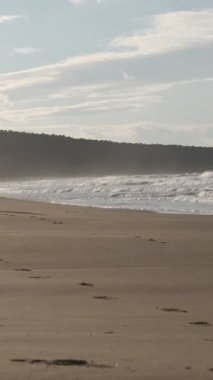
[{"x1": 0, "y1": 197, "x2": 212, "y2": 379}]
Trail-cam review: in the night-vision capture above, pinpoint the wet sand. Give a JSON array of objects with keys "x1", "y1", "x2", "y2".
[{"x1": 0, "y1": 197, "x2": 213, "y2": 379}]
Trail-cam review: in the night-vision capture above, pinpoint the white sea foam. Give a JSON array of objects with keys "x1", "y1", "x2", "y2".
[{"x1": 0, "y1": 172, "x2": 212, "y2": 214}]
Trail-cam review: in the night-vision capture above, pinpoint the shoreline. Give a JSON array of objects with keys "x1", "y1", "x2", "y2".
[
  {"x1": 0, "y1": 197, "x2": 213, "y2": 379},
  {"x1": 1, "y1": 196, "x2": 212, "y2": 217}
]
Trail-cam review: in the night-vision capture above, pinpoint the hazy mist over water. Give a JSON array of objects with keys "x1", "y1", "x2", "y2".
[{"x1": 0, "y1": 171, "x2": 212, "y2": 215}]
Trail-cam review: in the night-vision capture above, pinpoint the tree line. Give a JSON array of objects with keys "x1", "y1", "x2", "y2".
[{"x1": 0, "y1": 130, "x2": 212, "y2": 178}]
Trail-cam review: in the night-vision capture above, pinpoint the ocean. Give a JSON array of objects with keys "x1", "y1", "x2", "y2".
[{"x1": 0, "y1": 171, "x2": 212, "y2": 215}]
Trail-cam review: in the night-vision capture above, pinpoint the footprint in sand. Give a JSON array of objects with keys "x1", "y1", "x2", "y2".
[
  {"x1": 148, "y1": 238, "x2": 167, "y2": 244},
  {"x1": 158, "y1": 307, "x2": 188, "y2": 313},
  {"x1": 10, "y1": 358, "x2": 116, "y2": 368},
  {"x1": 93, "y1": 296, "x2": 117, "y2": 301},
  {"x1": 14, "y1": 268, "x2": 32, "y2": 272},
  {"x1": 29, "y1": 276, "x2": 50, "y2": 280},
  {"x1": 79, "y1": 282, "x2": 94, "y2": 287},
  {"x1": 189, "y1": 321, "x2": 211, "y2": 326}
]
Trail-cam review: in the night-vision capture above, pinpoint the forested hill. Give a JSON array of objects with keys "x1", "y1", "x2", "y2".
[{"x1": 0, "y1": 130, "x2": 212, "y2": 178}]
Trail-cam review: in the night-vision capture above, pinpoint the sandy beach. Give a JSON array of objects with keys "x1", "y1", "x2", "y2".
[{"x1": 0, "y1": 197, "x2": 212, "y2": 379}]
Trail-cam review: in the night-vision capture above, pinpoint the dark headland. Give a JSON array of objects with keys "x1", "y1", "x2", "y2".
[{"x1": 0, "y1": 130, "x2": 212, "y2": 178}]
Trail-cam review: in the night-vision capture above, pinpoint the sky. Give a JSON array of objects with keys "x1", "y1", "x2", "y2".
[{"x1": 0, "y1": 0, "x2": 213, "y2": 146}]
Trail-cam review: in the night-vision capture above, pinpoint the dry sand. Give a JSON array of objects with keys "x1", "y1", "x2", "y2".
[{"x1": 0, "y1": 197, "x2": 212, "y2": 379}]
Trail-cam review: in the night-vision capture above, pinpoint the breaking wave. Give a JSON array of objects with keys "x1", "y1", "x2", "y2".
[{"x1": 0, "y1": 171, "x2": 212, "y2": 214}]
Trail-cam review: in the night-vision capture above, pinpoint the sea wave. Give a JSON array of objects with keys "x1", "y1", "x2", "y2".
[
  {"x1": 200, "y1": 171, "x2": 213, "y2": 179},
  {"x1": 0, "y1": 172, "x2": 212, "y2": 215}
]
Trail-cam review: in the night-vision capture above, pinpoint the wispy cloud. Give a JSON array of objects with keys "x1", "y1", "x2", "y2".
[
  {"x1": 0, "y1": 93, "x2": 13, "y2": 111},
  {"x1": 121, "y1": 70, "x2": 134, "y2": 81},
  {"x1": 12, "y1": 47, "x2": 41, "y2": 56},
  {"x1": 1, "y1": 9, "x2": 212, "y2": 88},
  {"x1": 1, "y1": 77, "x2": 212, "y2": 124},
  {"x1": 111, "y1": 9, "x2": 213, "y2": 56},
  {"x1": 0, "y1": 14, "x2": 28, "y2": 24},
  {"x1": 69, "y1": 0, "x2": 104, "y2": 5}
]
